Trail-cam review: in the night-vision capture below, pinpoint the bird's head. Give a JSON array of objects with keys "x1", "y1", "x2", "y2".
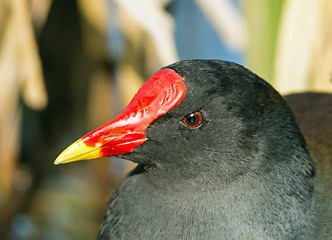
[{"x1": 55, "y1": 60, "x2": 306, "y2": 184}]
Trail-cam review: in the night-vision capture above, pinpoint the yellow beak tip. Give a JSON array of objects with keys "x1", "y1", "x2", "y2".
[
  {"x1": 54, "y1": 138, "x2": 102, "y2": 165},
  {"x1": 53, "y1": 157, "x2": 65, "y2": 165}
]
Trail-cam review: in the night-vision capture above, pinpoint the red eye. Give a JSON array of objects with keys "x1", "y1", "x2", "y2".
[{"x1": 182, "y1": 111, "x2": 204, "y2": 128}]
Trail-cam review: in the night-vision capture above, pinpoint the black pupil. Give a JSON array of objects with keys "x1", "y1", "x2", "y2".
[{"x1": 187, "y1": 114, "x2": 198, "y2": 124}]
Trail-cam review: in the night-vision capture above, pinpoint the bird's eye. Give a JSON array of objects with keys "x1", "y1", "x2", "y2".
[{"x1": 182, "y1": 111, "x2": 204, "y2": 128}]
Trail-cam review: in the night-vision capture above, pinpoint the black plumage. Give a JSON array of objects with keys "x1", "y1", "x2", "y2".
[{"x1": 97, "y1": 60, "x2": 331, "y2": 239}]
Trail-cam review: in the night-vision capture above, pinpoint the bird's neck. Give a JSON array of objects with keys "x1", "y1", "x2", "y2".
[{"x1": 127, "y1": 163, "x2": 321, "y2": 239}]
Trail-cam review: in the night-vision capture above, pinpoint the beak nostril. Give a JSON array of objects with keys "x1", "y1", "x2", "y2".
[{"x1": 103, "y1": 134, "x2": 122, "y2": 140}]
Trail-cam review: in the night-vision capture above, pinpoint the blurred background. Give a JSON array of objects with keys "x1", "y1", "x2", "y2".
[{"x1": 0, "y1": 0, "x2": 331, "y2": 239}]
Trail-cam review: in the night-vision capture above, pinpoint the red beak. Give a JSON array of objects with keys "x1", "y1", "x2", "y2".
[{"x1": 54, "y1": 69, "x2": 186, "y2": 164}]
